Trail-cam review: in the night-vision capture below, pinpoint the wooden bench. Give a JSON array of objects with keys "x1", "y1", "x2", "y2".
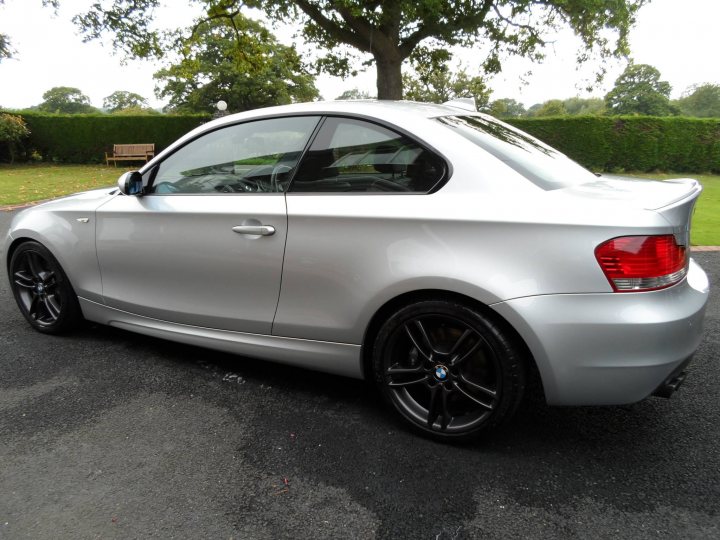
[{"x1": 105, "y1": 143, "x2": 155, "y2": 166}]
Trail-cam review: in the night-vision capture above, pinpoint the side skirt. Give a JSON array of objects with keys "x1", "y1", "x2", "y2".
[{"x1": 79, "y1": 298, "x2": 364, "y2": 379}]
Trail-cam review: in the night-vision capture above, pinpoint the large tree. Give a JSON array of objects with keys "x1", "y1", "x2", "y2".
[
  {"x1": 604, "y1": 63, "x2": 675, "y2": 116},
  {"x1": 562, "y1": 96, "x2": 606, "y2": 115},
  {"x1": 103, "y1": 90, "x2": 149, "y2": 112},
  {"x1": 487, "y1": 98, "x2": 526, "y2": 118},
  {"x1": 532, "y1": 99, "x2": 567, "y2": 117},
  {"x1": 675, "y1": 83, "x2": 720, "y2": 117},
  {"x1": 154, "y1": 15, "x2": 318, "y2": 113},
  {"x1": 73, "y1": 0, "x2": 650, "y2": 100},
  {"x1": 37, "y1": 86, "x2": 98, "y2": 114}
]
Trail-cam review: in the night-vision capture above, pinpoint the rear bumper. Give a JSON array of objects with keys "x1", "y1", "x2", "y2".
[{"x1": 491, "y1": 258, "x2": 709, "y2": 406}]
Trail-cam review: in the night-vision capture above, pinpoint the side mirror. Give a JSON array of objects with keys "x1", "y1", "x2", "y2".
[{"x1": 117, "y1": 171, "x2": 144, "y2": 196}]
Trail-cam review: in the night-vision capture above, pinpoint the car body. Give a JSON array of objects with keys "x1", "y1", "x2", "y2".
[{"x1": 5, "y1": 100, "x2": 709, "y2": 440}]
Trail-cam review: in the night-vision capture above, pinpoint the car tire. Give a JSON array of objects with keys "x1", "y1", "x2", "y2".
[
  {"x1": 372, "y1": 300, "x2": 526, "y2": 441},
  {"x1": 9, "y1": 240, "x2": 83, "y2": 334}
]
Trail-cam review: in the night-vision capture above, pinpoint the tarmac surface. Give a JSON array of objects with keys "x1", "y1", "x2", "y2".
[{"x1": 1, "y1": 208, "x2": 718, "y2": 539}]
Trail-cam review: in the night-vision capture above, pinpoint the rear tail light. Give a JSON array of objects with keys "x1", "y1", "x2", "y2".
[{"x1": 595, "y1": 235, "x2": 688, "y2": 292}]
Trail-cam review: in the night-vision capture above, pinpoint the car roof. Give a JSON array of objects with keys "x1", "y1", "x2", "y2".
[{"x1": 209, "y1": 100, "x2": 467, "y2": 127}]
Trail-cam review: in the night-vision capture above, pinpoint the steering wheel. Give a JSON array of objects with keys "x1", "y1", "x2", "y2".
[
  {"x1": 270, "y1": 164, "x2": 293, "y2": 192},
  {"x1": 153, "y1": 182, "x2": 181, "y2": 194}
]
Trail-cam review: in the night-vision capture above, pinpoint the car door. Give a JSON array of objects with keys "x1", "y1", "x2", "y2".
[
  {"x1": 95, "y1": 115, "x2": 321, "y2": 334},
  {"x1": 273, "y1": 116, "x2": 447, "y2": 343}
]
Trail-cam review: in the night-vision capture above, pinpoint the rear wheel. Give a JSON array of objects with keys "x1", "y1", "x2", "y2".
[
  {"x1": 372, "y1": 300, "x2": 525, "y2": 441},
  {"x1": 9, "y1": 241, "x2": 82, "y2": 334}
]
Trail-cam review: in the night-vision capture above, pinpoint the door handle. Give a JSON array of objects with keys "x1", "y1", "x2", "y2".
[{"x1": 232, "y1": 225, "x2": 276, "y2": 236}]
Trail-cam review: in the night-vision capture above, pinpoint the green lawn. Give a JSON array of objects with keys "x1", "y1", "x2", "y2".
[
  {"x1": 0, "y1": 164, "x2": 126, "y2": 206},
  {"x1": 624, "y1": 173, "x2": 719, "y2": 246},
  {"x1": 0, "y1": 164, "x2": 717, "y2": 244}
]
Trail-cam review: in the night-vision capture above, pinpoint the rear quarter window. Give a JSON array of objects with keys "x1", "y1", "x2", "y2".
[{"x1": 436, "y1": 115, "x2": 597, "y2": 190}]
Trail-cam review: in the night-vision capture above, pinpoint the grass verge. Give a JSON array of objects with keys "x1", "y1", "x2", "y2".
[{"x1": 0, "y1": 164, "x2": 127, "y2": 206}]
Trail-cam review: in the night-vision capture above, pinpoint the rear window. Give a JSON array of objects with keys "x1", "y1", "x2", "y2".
[{"x1": 436, "y1": 115, "x2": 597, "y2": 190}]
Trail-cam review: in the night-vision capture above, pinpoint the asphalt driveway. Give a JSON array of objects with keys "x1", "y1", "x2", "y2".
[{"x1": 1, "y1": 208, "x2": 718, "y2": 539}]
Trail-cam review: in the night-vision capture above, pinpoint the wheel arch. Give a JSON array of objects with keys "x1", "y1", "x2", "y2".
[
  {"x1": 6, "y1": 235, "x2": 78, "y2": 291},
  {"x1": 360, "y1": 288, "x2": 546, "y2": 401},
  {"x1": 5, "y1": 235, "x2": 39, "y2": 272}
]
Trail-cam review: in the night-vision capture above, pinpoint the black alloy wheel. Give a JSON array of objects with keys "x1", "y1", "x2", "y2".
[
  {"x1": 9, "y1": 241, "x2": 82, "y2": 334},
  {"x1": 373, "y1": 300, "x2": 525, "y2": 441}
]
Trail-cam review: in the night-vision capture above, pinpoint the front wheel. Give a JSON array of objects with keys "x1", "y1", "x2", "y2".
[
  {"x1": 372, "y1": 300, "x2": 526, "y2": 441},
  {"x1": 9, "y1": 241, "x2": 83, "y2": 334}
]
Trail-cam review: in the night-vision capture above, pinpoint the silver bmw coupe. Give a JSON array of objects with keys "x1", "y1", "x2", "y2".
[{"x1": 5, "y1": 101, "x2": 709, "y2": 440}]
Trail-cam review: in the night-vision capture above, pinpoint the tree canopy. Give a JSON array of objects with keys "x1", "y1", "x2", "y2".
[
  {"x1": 521, "y1": 97, "x2": 606, "y2": 117},
  {"x1": 675, "y1": 83, "x2": 720, "y2": 117},
  {"x1": 0, "y1": 33, "x2": 11, "y2": 61},
  {"x1": 336, "y1": 88, "x2": 375, "y2": 100},
  {"x1": 532, "y1": 99, "x2": 567, "y2": 117},
  {"x1": 153, "y1": 15, "x2": 318, "y2": 114},
  {"x1": 72, "y1": 0, "x2": 650, "y2": 100},
  {"x1": 402, "y1": 49, "x2": 490, "y2": 108},
  {"x1": 103, "y1": 91, "x2": 150, "y2": 112},
  {"x1": 604, "y1": 63, "x2": 675, "y2": 116},
  {"x1": 562, "y1": 97, "x2": 606, "y2": 115},
  {"x1": 487, "y1": 98, "x2": 526, "y2": 118},
  {"x1": 37, "y1": 86, "x2": 97, "y2": 114}
]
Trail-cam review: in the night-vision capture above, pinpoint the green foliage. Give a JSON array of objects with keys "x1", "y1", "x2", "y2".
[
  {"x1": 533, "y1": 99, "x2": 567, "y2": 117},
  {"x1": 0, "y1": 112, "x2": 29, "y2": 143},
  {"x1": 110, "y1": 106, "x2": 160, "y2": 116},
  {"x1": 562, "y1": 97, "x2": 605, "y2": 116},
  {"x1": 8, "y1": 112, "x2": 718, "y2": 174},
  {"x1": 0, "y1": 32, "x2": 12, "y2": 61},
  {"x1": 103, "y1": 91, "x2": 150, "y2": 112},
  {"x1": 9, "y1": 112, "x2": 209, "y2": 163},
  {"x1": 487, "y1": 98, "x2": 526, "y2": 118},
  {"x1": 71, "y1": 0, "x2": 648, "y2": 99},
  {"x1": 675, "y1": 83, "x2": 720, "y2": 118},
  {"x1": 154, "y1": 14, "x2": 318, "y2": 113},
  {"x1": 336, "y1": 88, "x2": 374, "y2": 100},
  {"x1": 605, "y1": 63, "x2": 676, "y2": 116},
  {"x1": 38, "y1": 86, "x2": 98, "y2": 114},
  {"x1": 0, "y1": 113, "x2": 30, "y2": 163},
  {"x1": 403, "y1": 49, "x2": 490, "y2": 108},
  {"x1": 507, "y1": 116, "x2": 720, "y2": 173}
]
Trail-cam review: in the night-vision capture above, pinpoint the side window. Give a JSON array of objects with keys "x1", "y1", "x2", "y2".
[
  {"x1": 151, "y1": 116, "x2": 321, "y2": 194},
  {"x1": 289, "y1": 117, "x2": 445, "y2": 193}
]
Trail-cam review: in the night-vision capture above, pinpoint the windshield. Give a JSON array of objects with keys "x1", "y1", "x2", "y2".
[{"x1": 436, "y1": 115, "x2": 597, "y2": 190}]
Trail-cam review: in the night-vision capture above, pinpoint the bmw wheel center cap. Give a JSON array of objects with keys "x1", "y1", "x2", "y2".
[{"x1": 434, "y1": 365, "x2": 449, "y2": 381}]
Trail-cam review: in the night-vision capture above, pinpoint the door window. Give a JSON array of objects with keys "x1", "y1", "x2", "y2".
[
  {"x1": 151, "y1": 116, "x2": 321, "y2": 194},
  {"x1": 289, "y1": 117, "x2": 446, "y2": 193}
]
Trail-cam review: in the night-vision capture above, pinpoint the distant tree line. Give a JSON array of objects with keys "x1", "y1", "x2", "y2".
[
  {"x1": 485, "y1": 64, "x2": 720, "y2": 119},
  {"x1": 8, "y1": 59, "x2": 720, "y2": 120}
]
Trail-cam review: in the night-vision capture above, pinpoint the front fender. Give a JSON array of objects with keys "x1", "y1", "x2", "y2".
[{"x1": 6, "y1": 203, "x2": 105, "y2": 303}]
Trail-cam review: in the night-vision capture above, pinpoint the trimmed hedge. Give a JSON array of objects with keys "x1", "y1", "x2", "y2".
[
  {"x1": 4, "y1": 112, "x2": 210, "y2": 163},
  {"x1": 2, "y1": 112, "x2": 719, "y2": 172},
  {"x1": 507, "y1": 116, "x2": 720, "y2": 173}
]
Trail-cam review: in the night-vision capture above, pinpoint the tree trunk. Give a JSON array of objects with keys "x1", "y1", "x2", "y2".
[{"x1": 376, "y1": 57, "x2": 403, "y2": 100}]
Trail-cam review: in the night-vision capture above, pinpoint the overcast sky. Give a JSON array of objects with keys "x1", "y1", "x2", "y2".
[{"x1": 1, "y1": 0, "x2": 719, "y2": 110}]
